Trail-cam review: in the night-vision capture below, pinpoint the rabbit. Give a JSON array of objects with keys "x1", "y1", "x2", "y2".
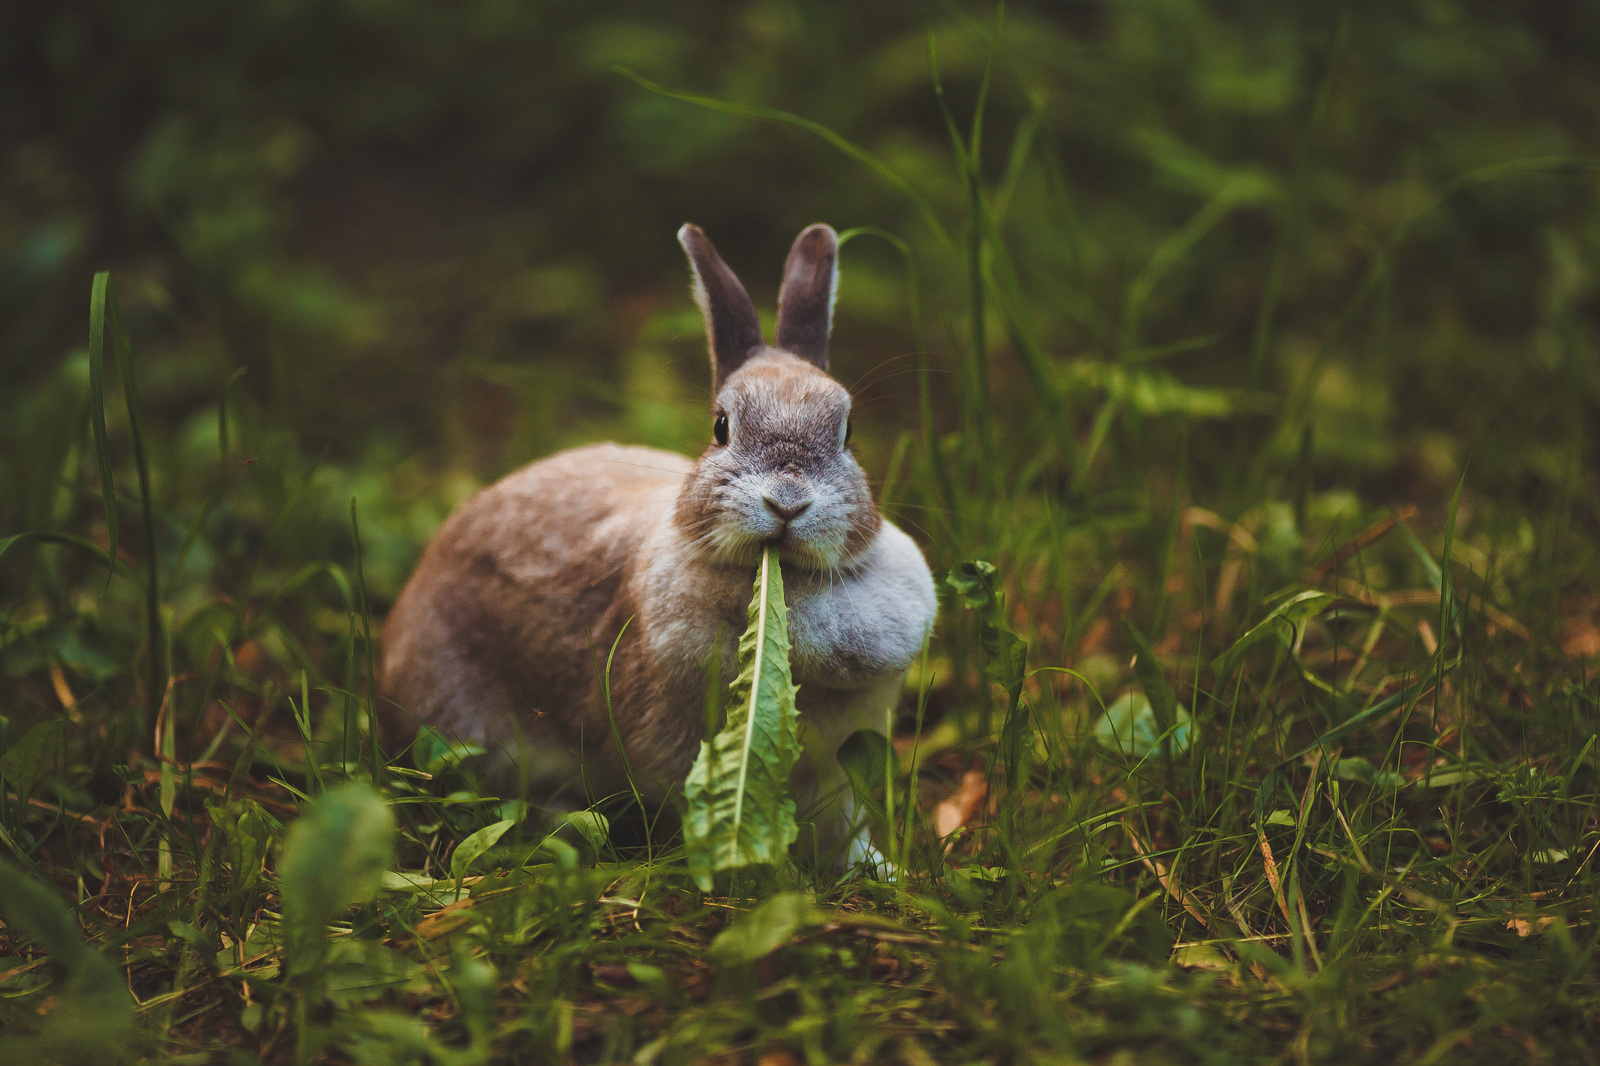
[{"x1": 378, "y1": 222, "x2": 938, "y2": 870}]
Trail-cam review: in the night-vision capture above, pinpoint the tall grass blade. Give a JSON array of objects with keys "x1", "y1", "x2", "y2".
[
  {"x1": 928, "y1": 36, "x2": 995, "y2": 484},
  {"x1": 1122, "y1": 619, "x2": 1178, "y2": 778},
  {"x1": 170, "y1": 367, "x2": 246, "y2": 585},
  {"x1": 837, "y1": 228, "x2": 960, "y2": 552},
  {"x1": 1245, "y1": 10, "x2": 1349, "y2": 389},
  {"x1": 90, "y1": 272, "x2": 166, "y2": 735},
  {"x1": 615, "y1": 68, "x2": 952, "y2": 249},
  {"x1": 349, "y1": 498, "x2": 381, "y2": 775},
  {"x1": 87, "y1": 274, "x2": 119, "y2": 588}
]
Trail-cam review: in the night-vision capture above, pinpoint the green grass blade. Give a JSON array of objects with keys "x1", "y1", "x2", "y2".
[
  {"x1": 615, "y1": 67, "x2": 952, "y2": 249},
  {"x1": 94, "y1": 274, "x2": 167, "y2": 735},
  {"x1": 837, "y1": 227, "x2": 960, "y2": 551},
  {"x1": 348, "y1": 497, "x2": 381, "y2": 775},
  {"x1": 1245, "y1": 10, "x2": 1349, "y2": 389},
  {"x1": 1121, "y1": 178, "x2": 1277, "y2": 355},
  {"x1": 0, "y1": 531, "x2": 138, "y2": 583},
  {"x1": 87, "y1": 273, "x2": 119, "y2": 590},
  {"x1": 170, "y1": 367, "x2": 247, "y2": 586}
]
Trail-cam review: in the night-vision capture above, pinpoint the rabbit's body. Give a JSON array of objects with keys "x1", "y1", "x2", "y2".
[{"x1": 380, "y1": 224, "x2": 937, "y2": 867}]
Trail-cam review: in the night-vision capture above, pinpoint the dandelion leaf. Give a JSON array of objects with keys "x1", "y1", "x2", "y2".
[{"x1": 684, "y1": 547, "x2": 801, "y2": 891}]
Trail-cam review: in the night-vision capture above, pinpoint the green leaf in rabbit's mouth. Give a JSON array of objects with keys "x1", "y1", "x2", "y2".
[{"x1": 683, "y1": 545, "x2": 803, "y2": 892}]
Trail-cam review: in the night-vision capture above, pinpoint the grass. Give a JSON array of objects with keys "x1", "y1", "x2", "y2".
[{"x1": 3, "y1": 18, "x2": 1600, "y2": 1064}]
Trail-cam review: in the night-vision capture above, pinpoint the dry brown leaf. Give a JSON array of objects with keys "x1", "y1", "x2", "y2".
[
  {"x1": 415, "y1": 896, "x2": 479, "y2": 940},
  {"x1": 1506, "y1": 916, "x2": 1555, "y2": 938},
  {"x1": 49, "y1": 665, "x2": 77, "y2": 710},
  {"x1": 1561, "y1": 619, "x2": 1600, "y2": 659},
  {"x1": 933, "y1": 768, "x2": 988, "y2": 840},
  {"x1": 1416, "y1": 618, "x2": 1439, "y2": 655},
  {"x1": 756, "y1": 1050, "x2": 802, "y2": 1066}
]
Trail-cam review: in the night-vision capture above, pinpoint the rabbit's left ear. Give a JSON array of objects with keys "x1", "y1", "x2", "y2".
[{"x1": 774, "y1": 223, "x2": 839, "y2": 369}]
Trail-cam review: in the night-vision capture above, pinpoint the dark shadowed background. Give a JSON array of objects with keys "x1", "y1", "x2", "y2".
[{"x1": 5, "y1": 1, "x2": 1597, "y2": 605}]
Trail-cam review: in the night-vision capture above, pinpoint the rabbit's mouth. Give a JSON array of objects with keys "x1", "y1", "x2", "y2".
[
  {"x1": 771, "y1": 528, "x2": 828, "y2": 567},
  {"x1": 703, "y1": 522, "x2": 846, "y2": 572},
  {"x1": 773, "y1": 520, "x2": 868, "y2": 572}
]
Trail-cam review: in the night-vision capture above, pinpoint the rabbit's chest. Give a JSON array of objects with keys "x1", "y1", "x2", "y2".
[{"x1": 637, "y1": 522, "x2": 936, "y2": 694}]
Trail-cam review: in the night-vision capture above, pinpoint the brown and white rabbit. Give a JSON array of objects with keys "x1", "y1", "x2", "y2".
[{"x1": 379, "y1": 222, "x2": 937, "y2": 868}]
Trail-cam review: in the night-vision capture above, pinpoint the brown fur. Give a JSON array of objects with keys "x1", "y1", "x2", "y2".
[{"x1": 380, "y1": 224, "x2": 938, "y2": 864}]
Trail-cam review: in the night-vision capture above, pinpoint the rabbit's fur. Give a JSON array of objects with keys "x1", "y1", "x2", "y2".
[{"x1": 379, "y1": 223, "x2": 937, "y2": 868}]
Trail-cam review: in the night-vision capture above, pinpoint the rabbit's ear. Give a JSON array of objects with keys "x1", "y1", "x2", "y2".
[
  {"x1": 678, "y1": 224, "x2": 766, "y2": 392},
  {"x1": 774, "y1": 223, "x2": 838, "y2": 369}
]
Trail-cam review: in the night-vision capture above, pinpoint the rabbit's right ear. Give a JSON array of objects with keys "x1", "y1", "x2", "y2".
[{"x1": 678, "y1": 224, "x2": 766, "y2": 393}]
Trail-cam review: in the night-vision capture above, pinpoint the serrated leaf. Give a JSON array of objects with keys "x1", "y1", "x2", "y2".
[
  {"x1": 947, "y1": 557, "x2": 1024, "y2": 729},
  {"x1": 946, "y1": 561, "x2": 1027, "y2": 702},
  {"x1": 683, "y1": 547, "x2": 802, "y2": 892}
]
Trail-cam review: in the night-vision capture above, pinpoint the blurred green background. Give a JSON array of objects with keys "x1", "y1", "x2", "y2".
[{"x1": 2, "y1": 0, "x2": 1596, "y2": 668}]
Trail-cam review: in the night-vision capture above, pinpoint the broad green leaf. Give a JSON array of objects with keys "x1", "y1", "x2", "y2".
[
  {"x1": 1059, "y1": 360, "x2": 1269, "y2": 419},
  {"x1": 1122, "y1": 619, "x2": 1178, "y2": 736},
  {"x1": 550, "y1": 809, "x2": 610, "y2": 852},
  {"x1": 279, "y1": 782, "x2": 396, "y2": 978},
  {"x1": 997, "y1": 699, "x2": 1034, "y2": 792},
  {"x1": 412, "y1": 725, "x2": 485, "y2": 778},
  {"x1": 837, "y1": 729, "x2": 897, "y2": 831},
  {"x1": 1332, "y1": 756, "x2": 1404, "y2": 789},
  {"x1": 0, "y1": 718, "x2": 64, "y2": 808},
  {"x1": 0, "y1": 860, "x2": 133, "y2": 1060},
  {"x1": 344, "y1": 1010, "x2": 455, "y2": 1066},
  {"x1": 451, "y1": 817, "x2": 516, "y2": 880},
  {"x1": 208, "y1": 797, "x2": 277, "y2": 895},
  {"x1": 1024, "y1": 883, "x2": 1173, "y2": 969},
  {"x1": 1092, "y1": 692, "x2": 1193, "y2": 759},
  {"x1": 323, "y1": 939, "x2": 428, "y2": 1009},
  {"x1": 683, "y1": 547, "x2": 802, "y2": 892},
  {"x1": 708, "y1": 892, "x2": 824, "y2": 965},
  {"x1": 837, "y1": 729, "x2": 896, "y2": 793}
]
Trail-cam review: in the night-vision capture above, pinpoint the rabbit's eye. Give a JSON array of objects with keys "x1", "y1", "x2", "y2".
[
  {"x1": 843, "y1": 419, "x2": 853, "y2": 446},
  {"x1": 713, "y1": 413, "x2": 729, "y2": 446}
]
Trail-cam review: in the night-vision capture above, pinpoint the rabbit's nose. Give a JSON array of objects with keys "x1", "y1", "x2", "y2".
[{"x1": 763, "y1": 495, "x2": 812, "y2": 522}]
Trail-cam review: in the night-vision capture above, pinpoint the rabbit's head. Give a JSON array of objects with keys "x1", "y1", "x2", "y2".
[{"x1": 673, "y1": 223, "x2": 881, "y2": 572}]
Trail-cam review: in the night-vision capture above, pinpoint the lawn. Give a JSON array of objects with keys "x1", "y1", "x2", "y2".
[{"x1": 1, "y1": 4, "x2": 1597, "y2": 1063}]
